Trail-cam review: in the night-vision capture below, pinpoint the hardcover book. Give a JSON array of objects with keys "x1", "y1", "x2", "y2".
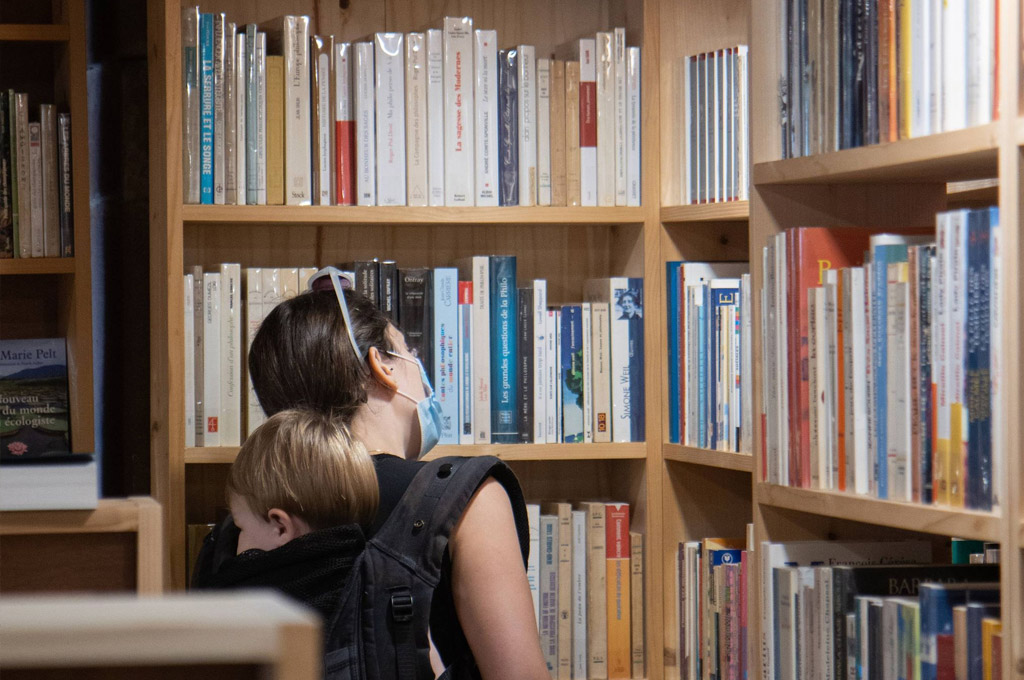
[
  {"x1": 489, "y1": 256, "x2": 518, "y2": 443},
  {"x1": 334, "y1": 42, "x2": 355, "y2": 205},
  {"x1": 405, "y1": 33, "x2": 428, "y2": 207},
  {"x1": 426, "y1": 29, "x2": 445, "y2": 206},
  {"x1": 0, "y1": 339, "x2": 71, "y2": 459},
  {"x1": 354, "y1": 42, "x2": 376, "y2": 205},
  {"x1": 311, "y1": 34, "x2": 334, "y2": 205}
]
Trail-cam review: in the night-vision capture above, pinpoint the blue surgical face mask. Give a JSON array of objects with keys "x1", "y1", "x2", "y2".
[{"x1": 387, "y1": 351, "x2": 443, "y2": 458}]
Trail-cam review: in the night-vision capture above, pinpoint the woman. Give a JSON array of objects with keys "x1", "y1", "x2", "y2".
[{"x1": 208, "y1": 267, "x2": 548, "y2": 680}]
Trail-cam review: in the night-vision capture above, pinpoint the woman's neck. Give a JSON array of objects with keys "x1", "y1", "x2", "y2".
[{"x1": 349, "y1": 392, "x2": 413, "y2": 459}]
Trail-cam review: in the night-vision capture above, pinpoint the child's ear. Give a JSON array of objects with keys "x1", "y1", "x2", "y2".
[
  {"x1": 266, "y1": 508, "x2": 311, "y2": 546},
  {"x1": 366, "y1": 346, "x2": 400, "y2": 392}
]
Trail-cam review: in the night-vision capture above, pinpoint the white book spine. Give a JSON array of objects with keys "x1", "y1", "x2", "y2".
[
  {"x1": 850, "y1": 267, "x2": 869, "y2": 495},
  {"x1": 737, "y1": 45, "x2": 749, "y2": 200},
  {"x1": 283, "y1": 16, "x2": 311, "y2": 205},
  {"x1": 942, "y1": 0, "x2": 967, "y2": 131},
  {"x1": 682, "y1": 55, "x2": 693, "y2": 205},
  {"x1": 235, "y1": 33, "x2": 247, "y2": 205},
  {"x1": 224, "y1": 23, "x2": 237, "y2": 204},
  {"x1": 536, "y1": 58, "x2": 552, "y2": 206},
  {"x1": 517, "y1": 44, "x2": 537, "y2": 206},
  {"x1": 910, "y1": 0, "x2": 931, "y2": 137},
  {"x1": 581, "y1": 302, "x2": 593, "y2": 443},
  {"x1": 433, "y1": 268, "x2": 459, "y2": 445},
  {"x1": 443, "y1": 17, "x2": 475, "y2": 205},
  {"x1": 316, "y1": 41, "x2": 333, "y2": 205},
  {"x1": 966, "y1": 0, "x2": 995, "y2": 127},
  {"x1": 571, "y1": 509, "x2": 588, "y2": 680},
  {"x1": 426, "y1": 29, "x2": 445, "y2": 206},
  {"x1": 40, "y1": 105, "x2": 59, "y2": 258},
  {"x1": 279, "y1": 267, "x2": 300, "y2": 301},
  {"x1": 595, "y1": 32, "x2": 615, "y2": 207},
  {"x1": 613, "y1": 28, "x2": 627, "y2": 206},
  {"x1": 256, "y1": 32, "x2": 267, "y2": 205},
  {"x1": 203, "y1": 272, "x2": 222, "y2": 446},
  {"x1": 579, "y1": 38, "x2": 597, "y2": 206},
  {"x1": 27, "y1": 122, "x2": 43, "y2": 257},
  {"x1": 355, "y1": 42, "x2": 377, "y2": 205},
  {"x1": 245, "y1": 268, "x2": 263, "y2": 436},
  {"x1": 405, "y1": 32, "x2": 428, "y2": 206},
  {"x1": 626, "y1": 47, "x2": 641, "y2": 207},
  {"x1": 470, "y1": 256, "x2": 491, "y2": 443},
  {"x1": 375, "y1": 33, "x2": 407, "y2": 206},
  {"x1": 14, "y1": 94, "x2": 31, "y2": 257},
  {"x1": 585, "y1": 278, "x2": 631, "y2": 442},
  {"x1": 219, "y1": 264, "x2": 242, "y2": 447},
  {"x1": 887, "y1": 274, "x2": 912, "y2": 501},
  {"x1": 591, "y1": 302, "x2": 612, "y2": 443},
  {"x1": 213, "y1": 14, "x2": 226, "y2": 204},
  {"x1": 526, "y1": 503, "x2": 541, "y2": 624},
  {"x1": 929, "y1": 0, "x2": 943, "y2": 133},
  {"x1": 533, "y1": 280, "x2": 547, "y2": 444},
  {"x1": 184, "y1": 274, "x2": 196, "y2": 447},
  {"x1": 539, "y1": 514, "x2": 558, "y2": 673},
  {"x1": 335, "y1": 42, "x2": 354, "y2": 205},
  {"x1": 546, "y1": 310, "x2": 559, "y2": 442},
  {"x1": 473, "y1": 30, "x2": 499, "y2": 206}
]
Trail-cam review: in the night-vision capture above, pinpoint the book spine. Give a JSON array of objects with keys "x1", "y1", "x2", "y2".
[
  {"x1": 553, "y1": 309, "x2": 563, "y2": 442},
  {"x1": 591, "y1": 301, "x2": 612, "y2": 443},
  {"x1": 517, "y1": 45, "x2": 537, "y2": 206},
  {"x1": 39, "y1": 104, "x2": 58, "y2": 256},
  {"x1": 546, "y1": 310, "x2": 559, "y2": 442},
  {"x1": 533, "y1": 280, "x2": 548, "y2": 444},
  {"x1": 443, "y1": 17, "x2": 474, "y2": 206},
  {"x1": 203, "y1": 272, "x2": 221, "y2": 446},
  {"x1": 334, "y1": 42, "x2": 355, "y2": 205},
  {"x1": 539, "y1": 514, "x2": 558, "y2": 674},
  {"x1": 498, "y1": 49, "x2": 519, "y2": 206},
  {"x1": 572, "y1": 509, "x2": 588, "y2": 680},
  {"x1": 595, "y1": 33, "x2": 614, "y2": 207},
  {"x1": 518, "y1": 287, "x2": 534, "y2": 443},
  {"x1": 626, "y1": 47, "x2": 641, "y2": 207},
  {"x1": 966, "y1": 210, "x2": 992, "y2": 510},
  {"x1": 375, "y1": 33, "x2": 407, "y2": 206},
  {"x1": 551, "y1": 504, "x2": 572, "y2": 680},
  {"x1": 245, "y1": 268, "x2": 263, "y2": 436},
  {"x1": 630, "y1": 531, "x2": 645, "y2": 679},
  {"x1": 182, "y1": 6, "x2": 201, "y2": 204},
  {"x1": 282, "y1": 16, "x2": 311, "y2": 205},
  {"x1": 935, "y1": 214, "x2": 951, "y2": 505},
  {"x1": 312, "y1": 35, "x2": 334, "y2": 206},
  {"x1": 582, "y1": 302, "x2": 594, "y2": 443},
  {"x1": 219, "y1": 264, "x2": 242, "y2": 446},
  {"x1": 582, "y1": 502, "x2": 608, "y2": 680},
  {"x1": 919, "y1": 247, "x2": 935, "y2": 503},
  {"x1": 560, "y1": 305, "x2": 584, "y2": 442},
  {"x1": 527, "y1": 504, "x2": 541, "y2": 624},
  {"x1": 199, "y1": 13, "x2": 215, "y2": 204},
  {"x1": 579, "y1": 39, "x2": 597, "y2": 206},
  {"x1": 265, "y1": 55, "x2": 284, "y2": 205},
  {"x1": 256, "y1": 31, "x2": 267, "y2": 205},
  {"x1": 0, "y1": 92, "x2": 14, "y2": 258},
  {"x1": 379, "y1": 260, "x2": 397, "y2": 321},
  {"x1": 565, "y1": 61, "x2": 582, "y2": 206},
  {"x1": 191, "y1": 266, "x2": 205, "y2": 445},
  {"x1": 459, "y1": 293, "x2": 474, "y2": 445},
  {"x1": 14, "y1": 94, "x2": 30, "y2": 257},
  {"x1": 354, "y1": 260, "x2": 380, "y2": 308},
  {"x1": 536, "y1": 58, "x2": 552, "y2": 206},
  {"x1": 549, "y1": 60, "x2": 567, "y2": 206},
  {"x1": 213, "y1": 13, "x2": 226, "y2": 204},
  {"x1": 474, "y1": 30, "x2": 499, "y2": 206},
  {"x1": 949, "y1": 211, "x2": 968, "y2": 507},
  {"x1": 235, "y1": 32, "x2": 247, "y2": 205},
  {"x1": 224, "y1": 24, "x2": 237, "y2": 205},
  {"x1": 354, "y1": 42, "x2": 376, "y2": 206},
  {"x1": 184, "y1": 275, "x2": 196, "y2": 446},
  {"x1": 666, "y1": 265, "x2": 680, "y2": 444},
  {"x1": 988, "y1": 207, "x2": 1001, "y2": 510},
  {"x1": 398, "y1": 267, "x2": 432, "y2": 371},
  {"x1": 966, "y1": 0, "x2": 996, "y2": 127},
  {"x1": 466, "y1": 257, "x2": 491, "y2": 444},
  {"x1": 489, "y1": 256, "x2": 518, "y2": 443},
  {"x1": 27, "y1": 122, "x2": 43, "y2": 257},
  {"x1": 433, "y1": 268, "x2": 459, "y2": 445},
  {"x1": 426, "y1": 29, "x2": 445, "y2": 206},
  {"x1": 405, "y1": 32, "x2": 428, "y2": 207},
  {"x1": 55, "y1": 113, "x2": 71, "y2": 255},
  {"x1": 943, "y1": 0, "x2": 967, "y2": 131},
  {"x1": 605, "y1": 504, "x2": 631, "y2": 679},
  {"x1": 613, "y1": 28, "x2": 628, "y2": 206}
]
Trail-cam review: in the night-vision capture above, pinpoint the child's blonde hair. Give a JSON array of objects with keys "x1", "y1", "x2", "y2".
[{"x1": 227, "y1": 409, "x2": 379, "y2": 530}]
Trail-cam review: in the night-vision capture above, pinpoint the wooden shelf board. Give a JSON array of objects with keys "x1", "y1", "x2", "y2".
[
  {"x1": 185, "y1": 443, "x2": 647, "y2": 465},
  {"x1": 753, "y1": 124, "x2": 1000, "y2": 184},
  {"x1": 0, "y1": 24, "x2": 70, "y2": 42},
  {"x1": 0, "y1": 498, "x2": 150, "y2": 536},
  {"x1": 757, "y1": 483, "x2": 1001, "y2": 541},
  {"x1": 0, "y1": 258, "x2": 76, "y2": 275},
  {"x1": 663, "y1": 444, "x2": 754, "y2": 472},
  {"x1": 660, "y1": 201, "x2": 749, "y2": 223},
  {"x1": 182, "y1": 204, "x2": 645, "y2": 225}
]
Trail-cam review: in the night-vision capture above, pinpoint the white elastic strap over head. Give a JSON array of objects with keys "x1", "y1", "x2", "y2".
[{"x1": 308, "y1": 266, "x2": 364, "y2": 362}]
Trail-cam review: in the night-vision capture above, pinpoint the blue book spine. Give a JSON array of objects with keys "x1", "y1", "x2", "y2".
[
  {"x1": 199, "y1": 13, "x2": 215, "y2": 204},
  {"x1": 627, "y1": 277, "x2": 645, "y2": 442},
  {"x1": 490, "y1": 256, "x2": 518, "y2": 442},
  {"x1": 498, "y1": 49, "x2": 519, "y2": 206},
  {"x1": 667, "y1": 263, "x2": 681, "y2": 443},
  {"x1": 244, "y1": 24, "x2": 258, "y2": 204},
  {"x1": 966, "y1": 603, "x2": 1000, "y2": 680},
  {"x1": 918, "y1": 245, "x2": 936, "y2": 504},
  {"x1": 433, "y1": 268, "x2": 459, "y2": 445},
  {"x1": 696, "y1": 285, "x2": 708, "y2": 448},
  {"x1": 966, "y1": 208, "x2": 993, "y2": 510},
  {"x1": 560, "y1": 305, "x2": 584, "y2": 442},
  {"x1": 711, "y1": 284, "x2": 740, "y2": 447},
  {"x1": 919, "y1": 585, "x2": 999, "y2": 680}
]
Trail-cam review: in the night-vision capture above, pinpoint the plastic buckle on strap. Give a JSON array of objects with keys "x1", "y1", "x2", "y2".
[{"x1": 390, "y1": 593, "x2": 414, "y2": 623}]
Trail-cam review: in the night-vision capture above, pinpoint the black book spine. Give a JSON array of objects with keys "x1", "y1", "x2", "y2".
[
  {"x1": 379, "y1": 259, "x2": 398, "y2": 322},
  {"x1": 839, "y1": 0, "x2": 854, "y2": 149},
  {"x1": 0, "y1": 91, "x2": 12, "y2": 258},
  {"x1": 834, "y1": 569, "x2": 850, "y2": 680},
  {"x1": 353, "y1": 260, "x2": 381, "y2": 308},
  {"x1": 57, "y1": 113, "x2": 73, "y2": 257},
  {"x1": 863, "y1": 0, "x2": 878, "y2": 145},
  {"x1": 517, "y1": 287, "x2": 533, "y2": 443},
  {"x1": 852, "y1": 0, "x2": 866, "y2": 148},
  {"x1": 498, "y1": 48, "x2": 519, "y2": 206},
  {"x1": 398, "y1": 267, "x2": 433, "y2": 371},
  {"x1": 868, "y1": 601, "x2": 883, "y2": 680}
]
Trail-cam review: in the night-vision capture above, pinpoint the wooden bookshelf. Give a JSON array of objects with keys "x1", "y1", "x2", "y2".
[
  {"x1": 660, "y1": 202, "x2": 749, "y2": 224},
  {"x1": 0, "y1": 24, "x2": 70, "y2": 42},
  {"x1": 0, "y1": 258, "x2": 77, "y2": 275},
  {"x1": 663, "y1": 444, "x2": 754, "y2": 473}
]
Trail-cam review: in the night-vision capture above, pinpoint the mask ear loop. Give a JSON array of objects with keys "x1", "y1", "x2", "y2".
[{"x1": 310, "y1": 266, "x2": 367, "y2": 371}]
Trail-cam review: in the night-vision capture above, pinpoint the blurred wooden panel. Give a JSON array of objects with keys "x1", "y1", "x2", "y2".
[
  {"x1": 0, "y1": 533, "x2": 136, "y2": 593},
  {"x1": 3, "y1": 666, "x2": 261, "y2": 680}
]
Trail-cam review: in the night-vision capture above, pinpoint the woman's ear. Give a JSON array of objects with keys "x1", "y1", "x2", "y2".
[{"x1": 366, "y1": 346, "x2": 400, "y2": 392}]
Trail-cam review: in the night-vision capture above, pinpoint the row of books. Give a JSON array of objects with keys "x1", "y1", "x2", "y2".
[
  {"x1": 0, "y1": 93, "x2": 74, "y2": 258},
  {"x1": 527, "y1": 501, "x2": 643, "y2": 680},
  {"x1": 184, "y1": 260, "x2": 646, "y2": 447},
  {"x1": 760, "y1": 208, "x2": 1002, "y2": 510},
  {"x1": 666, "y1": 262, "x2": 752, "y2": 453},
  {"x1": 182, "y1": 9, "x2": 642, "y2": 208},
  {"x1": 680, "y1": 46, "x2": 750, "y2": 205},
  {"x1": 780, "y1": 0, "x2": 998, "y2": 158}
]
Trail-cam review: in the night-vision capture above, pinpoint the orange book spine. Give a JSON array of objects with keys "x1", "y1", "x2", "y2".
[{"x1": 605, "y1": 503, "x2": 631, "y2": 679}]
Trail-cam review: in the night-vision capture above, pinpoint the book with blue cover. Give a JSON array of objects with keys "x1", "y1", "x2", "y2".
[
  {"x1": 965, "y1": 208, "x2": 993, "y2": 510},
  {"x1": 433, "y1": 267, "x2": 459, "y2": 445},
  {"x1": 498, "y1": 49, "x2": 519, "y2": 206},
  {"x1": 666, "y1": 262, "x2": 681, "y2": 443},
  {"x1": 560, "y1": 305, "x2": 584, "y2": 442},
  {"x1": 489, "y1": 255, "x2": 518, "y2": 443},
  {"x1": 919, "y1": 582, "x2": 999, "y2": 680},
  {"x1": 199, "y1": 13, "x2": 215, "y2": 204},
  {"x1": 966, "y1": 602, "x2": 1000, "y2": 680}
]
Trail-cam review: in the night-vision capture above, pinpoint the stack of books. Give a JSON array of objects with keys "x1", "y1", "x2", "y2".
[
  {"x1": 181, "y1": 8, "x2": 642, "y2": 207},
  {"x1": 0, "y1": 92, "x2": 74, "y2": 259},
  {"x1": 779, "y1": 0, "x2": 998, "y2": 158},
  {"x1": 185, "y1": 258, "x2": 646, "y2": 447},
  {"x1": 666, "y1": 261, "x2": 751, "y2": 452},
  {"x1": 528, "y1": 501, "x2": 644, "y2": 680},
  {"x1": 760, "y1": 208, "x2": 1001, "y2": 511}
]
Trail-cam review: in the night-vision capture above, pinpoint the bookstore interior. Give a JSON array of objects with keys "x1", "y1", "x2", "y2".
[{"x1": 1, "y1": 0, "x2": 1023, "y2": 678}]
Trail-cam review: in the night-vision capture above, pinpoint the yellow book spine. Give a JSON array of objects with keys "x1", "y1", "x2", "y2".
[
  {"x1": 898, "y1": 0, "x2": 912, "y2": 139},
  {"x1": 266, "y1": 55, "x2": 285, "y2": 205},
  {"x1": 981, "y1": 618, "x2": 1002, "y2": 680}
]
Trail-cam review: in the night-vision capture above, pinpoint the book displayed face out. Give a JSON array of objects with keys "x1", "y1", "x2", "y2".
[{"x1": 0, "y1": 337, "x2": 71, "y2": 460}]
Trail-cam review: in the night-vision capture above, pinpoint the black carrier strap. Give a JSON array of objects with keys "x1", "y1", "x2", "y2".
[{"x1": 370, "y1": 455, "x2": 527, "y2": 585}]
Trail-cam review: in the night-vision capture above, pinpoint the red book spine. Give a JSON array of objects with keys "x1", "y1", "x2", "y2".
[
  {"x1": 936, "y1": 633, "x2": 955, "y2": 680},
  {"x1": 335, "y1": 119, "x2": 355, "y2": 205},
  {"x1": 580, "y1": 82, "x2": 597, "y2": 148},
  {"x1": 458, "y1": 280, "x2": 473, "y2": 305}
]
